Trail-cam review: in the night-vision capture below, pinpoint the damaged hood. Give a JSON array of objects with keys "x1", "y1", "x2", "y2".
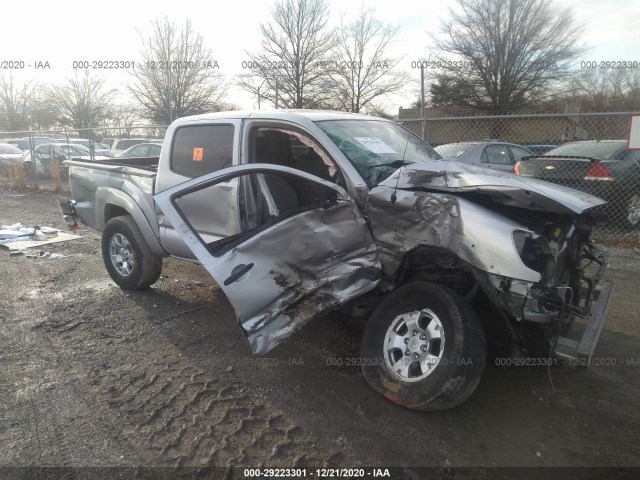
[{"x1": 378, "y1": 160, "x2": 606, "y2": 214}]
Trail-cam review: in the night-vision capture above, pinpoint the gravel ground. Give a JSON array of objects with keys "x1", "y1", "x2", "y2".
[{"x1": 0, "y1": 187, "x2": 639, "y2": 479}]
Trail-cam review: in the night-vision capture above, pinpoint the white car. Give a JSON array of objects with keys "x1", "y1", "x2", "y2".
[
  {"x1": 116, "y1": 142, "x2": 162, "y2": 158},
  {"x1": 0, "y1": 143, "x2": 25, "y2": 172},
  {"x1": 69, "y1": 139, "x2": 111, "y2": 156},
  {"x1": 23, "y1": 143, "x2": 109, "y2": 177}
]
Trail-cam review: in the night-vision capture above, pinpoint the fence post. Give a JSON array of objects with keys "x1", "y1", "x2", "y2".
[{"x1": 28, "y1": 132, "x2": 38, "y2": 190}]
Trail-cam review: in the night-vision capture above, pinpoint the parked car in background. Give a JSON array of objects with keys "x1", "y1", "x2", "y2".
[
  {"x1": 514, "y1": 140, "x2": 640, "y2": 227},
  {"x1": 434, "y1": 141, "x2": 534, "y2": 171},
  {"x1": 524, "y1": 144, "x2": 557, "y2": 155},
  {"x1": 24, "y1": 143, "x2": 109, "y2": 177},
  {"x1": 116, "y1": 142, "x2": 162, "y2": 159},
  {"x1": 69, "y1": 139, "x2": 111, "y2": 156},
  {"x1": 100, "y1": 138, "x2": 116, "y2": 149},
  {"x1": 0, "y1": 143, "x2": 24, "y2": 174},
  {"x1": 108, "y1": 138, "x2": 150, "y2": 157},
  {"x1": 4, "y1": 137, "x2": 56, "y2": 152}
]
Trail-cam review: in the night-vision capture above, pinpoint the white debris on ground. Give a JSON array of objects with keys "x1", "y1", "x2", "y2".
[
  {"x1": 0, "y1": 221, "x2": 81, "y2": 252},
  {"x1": 0, "y1": 223, "x2": 60, "y2": 244}
]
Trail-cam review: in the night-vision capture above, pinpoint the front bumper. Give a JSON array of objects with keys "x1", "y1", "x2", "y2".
[{"x1": 553, "y1": 280, "x2": 615, "y2": 361}]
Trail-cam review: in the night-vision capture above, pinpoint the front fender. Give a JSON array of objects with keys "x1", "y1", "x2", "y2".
[{"x1": 367, "y1": 186, "x2": 541, "y2": 283}]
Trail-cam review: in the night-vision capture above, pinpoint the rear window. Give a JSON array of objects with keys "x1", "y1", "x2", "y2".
[
  {"x1": 119, "y1": 139, "x2": 146, "y2": 150},
  {"x1": 544, "y1": 142, "x2": 627, "y2": 160},
  {"x1": 435, "y1": 143, "x2": 476, "y2": 158},
  {"x1": 0, "y1": 144, "x2": 22, "y2": 154},
  {"x1": 171, "y1": 125, "x2": 234, "y2": 177},
  {"x1": 7, "y1": 139, "x2": 30, "y2": 150}
]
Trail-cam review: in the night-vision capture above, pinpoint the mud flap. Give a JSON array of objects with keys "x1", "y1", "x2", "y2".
[{"x1": 58, "y1": 199, "x2": 80, "y2": 232}]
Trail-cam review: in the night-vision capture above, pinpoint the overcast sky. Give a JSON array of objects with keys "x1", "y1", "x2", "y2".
[{"x1": 1, "y1": 0, "x2": 639, "y2": 113}]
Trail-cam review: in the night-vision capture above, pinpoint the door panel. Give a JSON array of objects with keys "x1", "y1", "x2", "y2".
[
  {"x1": 157, "y1": 121, "x2": 241, "y2": 259},
  {"x1": 154, "y1": 164, "x2": 381, "y2": 353}
]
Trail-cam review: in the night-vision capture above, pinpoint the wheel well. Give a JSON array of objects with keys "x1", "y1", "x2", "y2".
[
  {"x1": 104, "y1": 204, "x2": 129, "y2": 223},
  {"x1": 396, "y1": 246, "x2": 475, "y2": 295}
]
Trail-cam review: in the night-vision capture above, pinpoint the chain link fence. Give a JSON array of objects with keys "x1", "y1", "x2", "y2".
[
  {"x1": 2, "y1": 112, "x2": 639, "y2": 242},
  {"x1": 399, "y1": 110, "x2": 640, "y2": 241},
  {"x1": 0, "y1": 126, "x2": 167, "y2": 191}
]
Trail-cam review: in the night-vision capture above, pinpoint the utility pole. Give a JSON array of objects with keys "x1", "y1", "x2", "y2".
[
  {"x1": 420, "y1": 63, "x2": 425, "y2": 140},
  {"x1": 419, "y1": 52, "x2": 432, "y2": 141}
]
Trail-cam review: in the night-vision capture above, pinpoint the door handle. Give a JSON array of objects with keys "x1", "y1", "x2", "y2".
[{"x1": 224, "y1": 263, "x2": 254, "y2": 286}]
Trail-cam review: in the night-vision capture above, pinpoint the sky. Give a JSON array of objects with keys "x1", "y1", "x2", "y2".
[{"x1": 1, "y1": 0, "x2": 639, "y2": 114}]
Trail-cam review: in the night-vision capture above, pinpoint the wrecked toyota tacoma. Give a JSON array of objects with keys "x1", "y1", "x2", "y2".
[{"x1": 64, "y1": 111, "x2": 614, "y2": 411}]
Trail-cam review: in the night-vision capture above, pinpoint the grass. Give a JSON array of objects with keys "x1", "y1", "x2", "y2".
[{"x1": 0, "y1": 160, "x2": 68, "y2": 193}]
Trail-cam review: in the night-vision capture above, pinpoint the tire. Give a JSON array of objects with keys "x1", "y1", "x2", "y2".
[
  {"x1": 360, "y1": 281, "x2": 486, "y2": 411},
  {"x1": 101, "y1": 215, "x2": 162, "y2": 290}
]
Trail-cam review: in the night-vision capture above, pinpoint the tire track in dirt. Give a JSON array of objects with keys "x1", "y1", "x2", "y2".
[
  {"x1": 93, "y1": 359, "x2": 343, "y2": 467},
  {"x1": 25, "y1": 258, "x2": 345, "y2": 467}
]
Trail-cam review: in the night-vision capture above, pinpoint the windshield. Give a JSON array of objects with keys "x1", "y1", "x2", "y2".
[
  {"x1": 73, "y1": 144, "x2": 90, "y2": 154},
  {"x1": 544, "y1": 141, "x2": 628, "y2": 160},
  {"x1": 316, "y1": 119, "x2": 441, "y2": 187},
  {"x1": 0, "y1": 144, "x2": 23, "y2": 154},
  {"x1": 435, "y1": 143, "x2": 477, "y2": 158}
]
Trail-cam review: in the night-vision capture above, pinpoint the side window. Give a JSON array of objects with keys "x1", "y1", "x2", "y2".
[
  {"x1": 250, "y1": 127, "x2": 338, "y2": 182},
  {"x1": 509, "y1": 146, "x2": 533, "y2": 161},
  {"x1": 172, "y1": 125, "x2": 234, "y2": 177},
  {"x1": 150, "y1": 144, "x2": 162, "y2": 156},
  {"x1": 35, "y1": 146, "x2": 48, "y2": 160},
  {"x1": 242, "y1": 172, "x2": 336, "y2": 231},
  {"x1": 130, "y1": 145, "x2": 148, "y2": 157},
  {"x1": 483, "y1": 144, "x2": 512, "y2": 165},
  {"x1": 174, "y1": 170, "x2": 338, "y2": 255}
]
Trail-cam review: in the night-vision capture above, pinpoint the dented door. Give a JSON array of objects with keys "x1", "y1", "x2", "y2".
[{"x1": 154, "y1": 163, "x2": 381, "y2": 354}]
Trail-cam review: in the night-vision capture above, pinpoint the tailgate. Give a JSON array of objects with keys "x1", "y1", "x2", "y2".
[{"x1": 519, "y1": 157, "x2": 593, "y2": 181}]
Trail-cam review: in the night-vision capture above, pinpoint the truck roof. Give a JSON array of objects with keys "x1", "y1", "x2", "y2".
[{"x1": 171, "y1": 109, "x2": 388, "y2": 125}]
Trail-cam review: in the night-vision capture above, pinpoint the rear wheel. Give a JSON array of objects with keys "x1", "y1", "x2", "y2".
[
  {"x1": 101, "y1": 215, "x2": 162, "y2": 290},
  {"x1": 360, "y1": 282, "x2": 486, "y2": 411}
]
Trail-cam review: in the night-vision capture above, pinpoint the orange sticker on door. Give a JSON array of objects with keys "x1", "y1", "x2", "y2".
[{"x1": 193, "y1": 147, "x2": 204, "y2": 161}]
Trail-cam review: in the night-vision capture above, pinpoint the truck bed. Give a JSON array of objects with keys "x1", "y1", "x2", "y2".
[
  {"x1": 67, "y1": 156, "x2": 159, "y2": 174},
  {"x1": 66, "y1": 157, "x2": 159, "y2": 233}
]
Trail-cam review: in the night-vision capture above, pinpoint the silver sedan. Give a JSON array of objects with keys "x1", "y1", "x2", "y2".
[{"x1": 434, "y1": 141, "x2": 534, "y2": 172}]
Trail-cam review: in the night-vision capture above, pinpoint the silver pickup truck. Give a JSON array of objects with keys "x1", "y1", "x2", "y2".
[{"x1": 64, "y1": 110, "x2": 614, "y2": 411}]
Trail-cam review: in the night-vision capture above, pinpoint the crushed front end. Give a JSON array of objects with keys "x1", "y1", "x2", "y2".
[
  {"x1": 368, "y1": 161, "x2": 615, "y2": 363},
  {"x1": 475, "y1": 212, "x2": 614, "y2": 361}
]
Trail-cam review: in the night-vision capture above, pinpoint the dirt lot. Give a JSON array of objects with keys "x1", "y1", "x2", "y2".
[{"x1": 0, "y1": 187, "x2": 639, "y2": 477}]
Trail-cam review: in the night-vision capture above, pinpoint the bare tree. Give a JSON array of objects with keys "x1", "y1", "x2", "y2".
[
  {"x1": 543, "y1": 69, "x2": 640, "y2": 113},
  {"x1": 237, "y1": 0, "x2": 336, "y2": 109},
  {"x1": 329, "y1": 8, "x2": 407, "y2": 113},
  {"x1": 46, "y1": 70, "x2": 117, "y2": 133},
  {"x1": 127, "y1": 18, "x2": 228, "y2": 124},
  {"x1": 429, "y1": 0, "x2": 587, "y2": 113},
  {"x1": 29, "y1": 85, "x2": 59, "y2": 131},
  {"x1": 0, "y1": 73, "x2": 35, "y2": 131}
]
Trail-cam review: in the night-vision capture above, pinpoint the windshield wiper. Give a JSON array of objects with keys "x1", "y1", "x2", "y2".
[{"x1": 368, "y1": 160, "x2": 414, "y2": 169}]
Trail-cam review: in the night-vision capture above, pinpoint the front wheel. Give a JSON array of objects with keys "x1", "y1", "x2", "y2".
[
  {"x1": 101, "y1": 215, "x2": 162, "y2": 290},
  {"x1": 360, "y1": 282, "x2": 486, "y2": 411}
]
